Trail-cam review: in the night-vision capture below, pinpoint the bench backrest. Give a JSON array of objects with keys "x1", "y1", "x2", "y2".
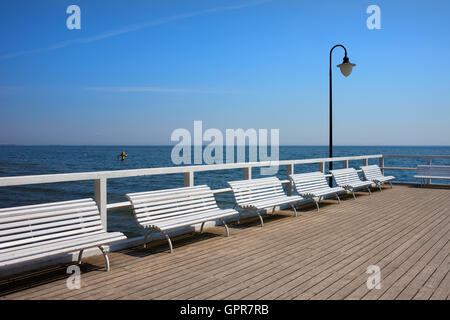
[
  {"x1": 289, "y1": 172, "x2": 330, "y2": 195},
  {"x1": 416, "y1": 165, "x2": 450, "y2": 177},
  {"x1": 330, "y1": 168, "x2": 362, "y2": 186},
  {"x1": 227, "y1": 177, "x2": 286, "y2": 206},
  {"x1": 361, "y1": 165, "x2": 384, "y2": 181},
  {"x1": 0, "y1": 198, "x2": 103, "y2": 252},
  {"x1": 126, "y1": 185, "x2": 219, "y2": 227}
]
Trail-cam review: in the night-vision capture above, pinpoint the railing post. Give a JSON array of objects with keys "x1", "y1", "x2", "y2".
[
  {"x1": 379, "y1": 156, "x2": 384, "y2": 174},
  {"x1": 94, "y1": 178, "x2": 107, "y2": 230},
  {"x1": 362, "y1": 158, "x2": 368, "y2": 166},
  {"x1": 286, "y1": 163, "x2": 294, "y2": 196},
  {"x1": 243, "y1": 166, "x2": 252, "y2": 180},
  {"x1": 318, "y1": 162, "x2": 325, "y2": 173},
  {"x1": 342, "y1": 160, "x2": 349, "y2": 169},
  {"x1": 427, "y1": 158, "x2": 432, "y2": 184},
  {"x1": 184, "y1": 171, "x2": 194, "y2": 187}
]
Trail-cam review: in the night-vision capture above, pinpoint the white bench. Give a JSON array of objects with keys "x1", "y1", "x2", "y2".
[
  {"x1": 361, "y1": 165, "x2": 395, "y2": 190},
  {"x1": 0, "y1": 198, "x2": 126, "y2": 272},
  {"x1": 289, "y1": 172, "x2": 345, "y2": 211},
  {"x1": 126, "y1": 185, "x2": 238, "y2": 253},
  {"x1": 227, "y1": 177, "x2": 303, "y2": 227},
  {"x1": 414, "y1": 165, "x2": 450, "y2": 185},
  {"x1": 330, "y1": 168, "x2": 373, "y2": 199}
]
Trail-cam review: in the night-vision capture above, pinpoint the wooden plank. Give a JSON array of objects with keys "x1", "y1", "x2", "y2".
[
  {"x1": 1, "y1": 186, "x2": 448, "y2": 300},
  {"x1": 0, "y1": 188, "x2": 416, "y2": 298}
]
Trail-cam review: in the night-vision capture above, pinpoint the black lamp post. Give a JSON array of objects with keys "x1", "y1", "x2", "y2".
[{"x1": 329, "y1": 44, "x2": 355, "y2": 185}]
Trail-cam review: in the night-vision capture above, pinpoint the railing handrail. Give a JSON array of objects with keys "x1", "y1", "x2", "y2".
[
  {"x1": 0, "y1": 154, "x2": 382, "y2": 187},
  {"x1": 383, "y1": 154, "x2": 450, "y2": 159},
  {"x1": 0, "y1": 154, "x2": 384, "y2": 229},
  {"x1": 2, "y1": 153, "x2": 449, "y2": 229}
]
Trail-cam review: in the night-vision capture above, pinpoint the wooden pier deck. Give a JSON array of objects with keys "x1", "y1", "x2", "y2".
[{"x1": 0, "y1": 185, "x2": 449, "y2": 300}]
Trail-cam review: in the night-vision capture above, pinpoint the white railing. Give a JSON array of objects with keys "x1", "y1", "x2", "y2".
[
  {"x1": 380, "y1": 154, "x2": 450, "y2": 185},
  {"x1": 0, "y1": 154, "x2": 383, "y2": 230}
]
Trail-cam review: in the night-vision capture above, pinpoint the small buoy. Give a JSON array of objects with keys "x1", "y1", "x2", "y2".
[{"x1": 117, "y1": 150, "x2": 128, "y2": 161}]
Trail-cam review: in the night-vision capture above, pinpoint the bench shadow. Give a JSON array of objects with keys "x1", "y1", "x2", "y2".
[
  {"x1": 122, "y1": 232, "x2": 221, "y2": 258},
  {"x1": 123, "y1": 214, "x2": 294, "y2": 257},
  {"x1": 0, "y1": 262, "x2": 100, "y2": 297}
]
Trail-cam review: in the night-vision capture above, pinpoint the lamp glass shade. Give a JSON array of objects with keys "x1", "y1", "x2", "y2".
[{"x1": 337, "y1": 61, "x2": 356, "y2": 77}]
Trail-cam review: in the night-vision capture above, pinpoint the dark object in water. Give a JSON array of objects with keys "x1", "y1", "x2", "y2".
[{"x1": 117, "y1": 150, "x2": 128, "y2": 161}]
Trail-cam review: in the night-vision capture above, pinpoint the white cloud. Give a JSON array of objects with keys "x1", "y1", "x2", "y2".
[{"x1": 86, "y1": 86, "x2": 231, "y2": 94}]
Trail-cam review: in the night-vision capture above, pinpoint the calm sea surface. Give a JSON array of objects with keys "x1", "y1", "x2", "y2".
[{"x1": 0, "y1": 146, "x2": 449, "y2": 237}]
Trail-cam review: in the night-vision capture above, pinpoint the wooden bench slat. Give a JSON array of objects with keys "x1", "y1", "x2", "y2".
[
  {"x1": 414, "y1": 165, "x2": 450, "y2": 180},
  {"x1": 0, "y1": 230, "x2": 106, "y2": 255},
  {"x1": 135, "y1": 203, "x2": 219, "y2": 222},
  {"x1": 0, "y1": 210, "x2": 100, "y2": 232},
  {"x1": 227, "y1": 177, "x2": 303, "y2": 226},
  {"x1": 0, "y1": 225, "x2": 104, "y2": 250},
  {"x1": 127, "y1": 185, "x2": 238, "y2": 252},
  {"x1": 0, "y1": 214, "x2": 100, "y2": 237},
  {"x1": 361, "y1": 165, "x2": 395, "y2": 188},
  {"x1": 0, "y1": 232, "x2": 125, "y2": 267},
  {"x1": 0, "y1": 198, "x2": 126, "y2": 271},
  {"x1": 0, "y1": 200, "x2": 96, "y2": 217},
  {"x1": 128, "y1": 185, "x2": 209, "y2": 197},
  {"x1": 289, "y1": 172, "x2": 344, "y2": 210},
  {"x1": 0, "y1": 219, "x2": 102, "y2": 243},
  {"x1": 128, "y1": 186, "x2": 211, "y2": 200},
  {"x1": 133, "y1": 196, "x2": 217, "y2": 213},
  {"x1": 330, "y1": 168, "x2": 373, "y2": 199},
  {"x1": 0, "y1": 205, "x2": 99, "y2": 224},
  {"x1": 0, "y1": 198, "x2": 94, "y2": 213}
]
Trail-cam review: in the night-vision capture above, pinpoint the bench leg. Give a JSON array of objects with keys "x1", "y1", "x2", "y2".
[
  {"x1": 352, "y1": 190, "x2": 356, "y2": 200},
  {"x1": 389, "y1": 181, "x2": 393, "y2": 188},
  {"x1": 336, "y1": 193, "x2": 341, "y2": 204},
  {"x1": 367, "y1": 187, "x2": 372, "y2": 195},
  {"x1": 77, "y1": 249, "x2": 84, "y2": 265},
  {"x1": 313, "y1": 199, "x2": 319, "y2": 212},
  {"x1": 143, "y1": 228, "x2": 173, "y2": 253},
  {"x1": 219, "y1": 218, "x2": 230, "y2": 237},
  {"x1": 271, "y1": 207, "x2": 276, "y2": 215},
  {"x1": 256, "y1": 210, "x2": 264, "y2": 227},
  {"x1": 290, "y1": 204, "x2": 298, "y2": 217},
  {"x1": 98, "y1": 246, "x2": 110, "y2": 272},
  {"x1": 237, "y1": 210, "x2": 242, "y2": 224},
  {"x1": 161, "y1": 230, "x2": 174, "y2": 254},
  {"x1": 200, "y1": 222, "x2": 206, "y2": 234}
]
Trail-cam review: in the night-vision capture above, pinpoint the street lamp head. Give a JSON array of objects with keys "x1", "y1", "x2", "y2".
[{"x1": 336, "y1": 56, "x2": 356, "y2": 77}]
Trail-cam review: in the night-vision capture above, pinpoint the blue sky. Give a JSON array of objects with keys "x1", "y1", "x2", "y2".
[{"x1": 0, "y1": 0, "x2": 449, "y2": 145}]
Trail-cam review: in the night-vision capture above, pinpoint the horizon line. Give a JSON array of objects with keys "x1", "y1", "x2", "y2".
[{"x1": 1, "y1": 144, "x2": 449, "y2": 147}]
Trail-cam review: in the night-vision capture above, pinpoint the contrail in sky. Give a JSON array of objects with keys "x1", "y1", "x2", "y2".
[{"x1": 0, "y1": 0, "x2": 271, "y2": 61}]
